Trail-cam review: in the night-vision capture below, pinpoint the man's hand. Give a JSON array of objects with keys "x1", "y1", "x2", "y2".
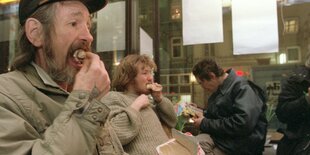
[
  {"x1": 73, "y1": 52, "x2": 110, "y2": 99},
  {"x1": 192, "y1": 114, "x2": 204, "y2": 128},
  {"x1": 148, "y1": 83, "x2": 163, "y2": 103},
  {"x1": 130, "y1": 94, "x2": 150, "y2": 111}
]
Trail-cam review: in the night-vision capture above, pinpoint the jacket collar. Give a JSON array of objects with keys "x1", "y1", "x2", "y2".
[
  {"x1": 22, "y1": 63, "x2": 68, "y2": 95},
  {"x1": 31, "y1": 62, "x2": 60, "y2": 88},
  {"x1": 218, "y1": 68, "x2": 237, "y2": 95}
]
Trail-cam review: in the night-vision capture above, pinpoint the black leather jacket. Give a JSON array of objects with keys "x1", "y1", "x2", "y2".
[
  {"x1": 200, "y1": 69, "x2": 268, "y2": 154},
  {"x1": 276, "y1": 66, "x2": 310, "y2": 138}
]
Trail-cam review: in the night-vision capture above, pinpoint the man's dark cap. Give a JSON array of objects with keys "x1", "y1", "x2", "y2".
[{"x1": 19, "y1": 0, "x2": 108, "y2": 26}]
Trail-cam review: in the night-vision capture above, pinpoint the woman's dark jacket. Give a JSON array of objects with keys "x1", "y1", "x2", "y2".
[{"x1": 200, "y1": 69, "x2": 268, "y2": 154}]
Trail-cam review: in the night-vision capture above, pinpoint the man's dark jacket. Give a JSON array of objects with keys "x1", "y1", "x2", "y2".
[
  {"x1": 200, "y1": 69, "x2": 268, "y2": 154},
  {"x1": 276, "y1": 65, "x2": 310, "y2": 155}
]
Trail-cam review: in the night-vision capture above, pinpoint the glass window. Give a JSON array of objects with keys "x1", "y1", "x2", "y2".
[
  {"x1": 156, "y1": 1, "x2": 310, "y2": 132},
  {"x1": 160, "y1": 75, "x2": 168, "y2": 84},
  {"x1": 180, "y1": 75, "x2": 190, "y2": 84},
  {"x1": 180, "y1": 85, "x2": 191, "y2": 93},
  {"x1": 171, "y1": 37, "x2": 183, "y2": 58},
  {"x1": 170, "y1": 1, "x2": 181, "y2": 20},
  {"x1": 169, "y1": 86, "x2": 179, "y2": 94},
  {"x1": 286, "y1": 46, "x2": 300, "y2": 63},
  {"x1": 284, "y1": 18, "x2": 299, "y2": 34},
  {"x1": 169, "y1": 75, "x2": 178, "y2": 84}
]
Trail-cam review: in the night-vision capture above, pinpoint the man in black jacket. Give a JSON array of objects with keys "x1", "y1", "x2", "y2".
[
  {"x1": 192, "y1": 58, "x2": 268, "y2": 155},
  {"x1": 276, "y1": 52, "x2": 310, "y2": 155}
]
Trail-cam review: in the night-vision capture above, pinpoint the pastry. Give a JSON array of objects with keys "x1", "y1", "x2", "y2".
[
  {"x1": 146, "y1": 83, "x2": 163, "y2": 91},
  {"x1": 73, "y1": 49, "x2": 86, "y2": 62}
]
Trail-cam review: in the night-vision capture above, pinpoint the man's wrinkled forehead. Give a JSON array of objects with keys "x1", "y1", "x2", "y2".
[{"x1": 55, "y1": 3, "x2": 92, "y2": 23}]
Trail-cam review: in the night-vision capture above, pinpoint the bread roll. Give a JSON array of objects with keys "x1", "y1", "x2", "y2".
[
  {"x1": 146, "y1": 83, "x2": 162, "y2": 91},
  {"x1": 73, "y1": 50, "x2": 86, "y2": 60}
]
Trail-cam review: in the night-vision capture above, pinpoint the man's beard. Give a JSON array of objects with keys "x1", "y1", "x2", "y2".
[{"x1": 44, "y1": 47, "x2": 78, "y2": 85}]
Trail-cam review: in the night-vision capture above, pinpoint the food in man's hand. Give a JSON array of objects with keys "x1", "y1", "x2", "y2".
[
  {"x1": 146, "y1": 83, "x2": 163, "y2": 91},
  {"x1": 182, "y1": 107, "x2": 196, "y2": 118},
  {"x1": 73, "y1": 49, "x2": 86, "y2": 63},
  {"x1": 182, "y1": 104, "x2": 203, "y2": 118}
]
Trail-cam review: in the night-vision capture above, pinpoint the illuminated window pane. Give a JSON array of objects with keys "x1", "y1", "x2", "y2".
[
  {"x1": 284, "y1": 18, "x2": 298, "y2": 34},
  {"x1": 171, "y1": 5, "x2": 181, "y2": 20}
]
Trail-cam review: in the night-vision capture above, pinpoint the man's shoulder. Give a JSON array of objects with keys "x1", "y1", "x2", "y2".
[
  {"x1": 106, "y1": 91, "x2": 123, "y2": 96},
  {"x1": 0, "y1": 70, "x2": 26, "y2": 89},
  {"x1": 0, "y1": 70, "x2": 22, "y2": 78},
  {"x1": 0, "y1": 70, "x2": 38, "y2": 100},
  {"x1": 0, "y1": 71, "x2": 33, "y2": 108},
  {"x1": 230, "y1": 76, "x2": 247, "y2": 88},
  {"x1": 233, "y1": 78, "x2": 267, "y2": 103},
  {"x1": 101, "y1": 91, "x2": 125, "y2": 102}
]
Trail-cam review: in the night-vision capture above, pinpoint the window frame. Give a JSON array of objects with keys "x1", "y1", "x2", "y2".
[
  {"x1": 170, "y1": 37, "x2": 184, "y2": 59},
  {"x1": 284, "y1": 17, "x2": 299, "y2": 34},
  {"x1": 286, "y1": 46, "x2": 301, "y2": 63}
]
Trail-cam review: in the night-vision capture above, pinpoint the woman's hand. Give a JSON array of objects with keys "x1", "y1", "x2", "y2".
[{"x1": 130, "y1": 94, "x2": 150, "y2": 111}]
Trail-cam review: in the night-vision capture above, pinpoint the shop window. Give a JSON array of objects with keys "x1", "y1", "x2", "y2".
[
  {"x1": 162, "y1": 86, "x2": 168, "y2": 93},
  {"x1": 180, "y1": 75, "x2": 190, "y2": 84},
  {"x1": 161, "y1": 73, "x2": 191, "y2": 96},
  {"x1": 169, "y1": 75, "x2": 178, "y2": 84},
  {"x1": 171, "y1": 37, "x2": 183, "y2": 58},
  {"x1": 169, "y1": 86, "x2": 179, "y2": 94},
  {"x1": 284, "y1": 18, "x2": 299, "y2": 34},
  {"x1": 160, "y1": 73, "x2": 192, "y2": 104},
  {"x1": 160, "y1": 76, "x2": 167, "y2": 84}
]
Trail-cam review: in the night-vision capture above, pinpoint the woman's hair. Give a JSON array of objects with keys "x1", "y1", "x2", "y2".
[
  {"x1": 12, "y1": 3, "x2": 56, "y2": 70},
  {"x1": 192, "y1": 58, "x2": 224, "y2": 81},
  {"x1": 112, "y1": 54, "x2": 157, "y2": 91}
]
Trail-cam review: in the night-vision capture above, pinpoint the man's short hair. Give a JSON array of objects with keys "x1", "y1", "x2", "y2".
[{"x1": 192, "y1": 58, "x2": 224, "y2": 81}]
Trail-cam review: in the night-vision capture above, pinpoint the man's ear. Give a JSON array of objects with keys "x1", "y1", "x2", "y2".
[
  {"x1": 25, "y1": 18, "x2": 44, "y2": 47},
  {"x1": 209, "y1": 72, "x2": 216, "y2": 79}
]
